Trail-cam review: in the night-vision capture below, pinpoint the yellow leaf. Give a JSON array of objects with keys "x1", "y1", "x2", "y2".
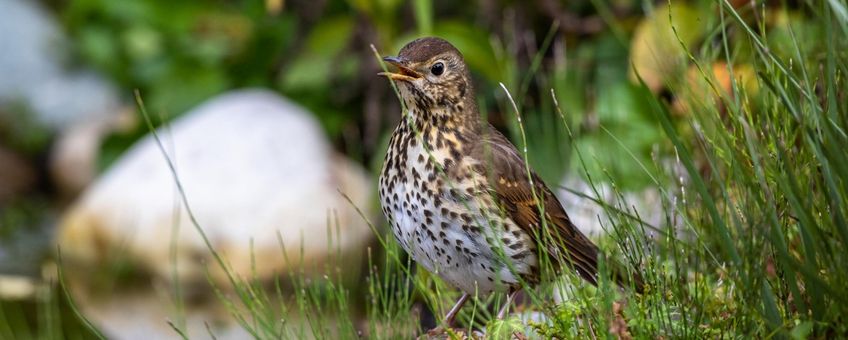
[{"x1": 629, "y1": 4, "x2": 703, "y2": 93}]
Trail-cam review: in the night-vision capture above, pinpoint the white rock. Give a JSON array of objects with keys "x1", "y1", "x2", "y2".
[
  {"x1": 58, "y1": 90, "x2": 374, "y2": 286},
  {"x1": 49, "y1": 109, "x2": 138, "y2": 198},
  {"x1": 557, "y1": 176, "x2": 664, "y2": 238}
]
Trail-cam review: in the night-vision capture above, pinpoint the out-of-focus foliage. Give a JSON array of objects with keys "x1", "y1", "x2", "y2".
[
  {"x1": 61, "y1": 0, "x2": 292, "y2": 115},
  {"x1": 0, "y1": 0, "x2": 841, "y2": 338},
  {"x1": 50, "y1": 0, "x2": 659, "y2": 188},
  {"x1": 0, "y1": 105, "x2": 52, "y2": 156},
  {"x1": 47, "y1": 0, "x2": 838, "y2": 189},
  {"x1": 629, "y1": 3, "x2": 704, "y2": 93}
]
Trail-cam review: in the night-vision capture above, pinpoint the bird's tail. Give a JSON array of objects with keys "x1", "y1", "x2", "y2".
[
  {"x1": 608, "y1": 258, "x2": 645, "y2": 294},
  {"x1": 547, "y1": 228, "x2": 645, "y2": 294},
  {"x1": 569, "y1": 247, "x2": 645, "y2": 294}
]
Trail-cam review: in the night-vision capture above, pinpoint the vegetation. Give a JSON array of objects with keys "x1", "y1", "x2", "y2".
[{"x1": 1, "y1": 0, "x2": 846, "y2": 338}]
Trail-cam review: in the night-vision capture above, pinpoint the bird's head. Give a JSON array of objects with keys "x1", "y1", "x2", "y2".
[{"x1": 380, "y1": 37, "x2": 475, "y2": 119}]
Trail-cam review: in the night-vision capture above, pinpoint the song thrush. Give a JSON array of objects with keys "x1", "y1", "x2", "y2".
[{"x1": 378, "y1": 37, "x2": 642, "y2": 332}]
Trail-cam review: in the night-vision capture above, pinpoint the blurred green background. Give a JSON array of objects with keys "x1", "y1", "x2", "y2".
[
  {"x1": 42, "y1": 0, "x2": 704, "y2": 188},
  {"x1": 1, "y1": 0, "x2": 843, "y2": 338}
]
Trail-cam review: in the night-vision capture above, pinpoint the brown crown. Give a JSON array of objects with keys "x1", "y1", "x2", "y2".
[{"x1": 398, "y1": 37, "x2": 463, "y2": 63}]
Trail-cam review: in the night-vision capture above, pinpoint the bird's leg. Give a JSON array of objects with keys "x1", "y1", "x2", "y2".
[
  {"x1": 496, "y1": 287, "x2": 520, "y2": 319},
  {"x1": 427, "y1": 293, "x2": 470, "y2": 336},
  {"x1": 444, "y1": 293, "x2": 471, "y2": 325}
]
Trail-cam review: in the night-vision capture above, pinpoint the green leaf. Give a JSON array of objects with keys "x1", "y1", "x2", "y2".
[
  {"x1": 303, "y1": 16, "x2": 355, "y2": 56},
  {"x1": 595, "y1": 82, "x2": 650, "y2": 125},
  {"x1": 413, "y1": 0, "x2": 433, "y2": 35},
  {"x1": 122, "y1": 25, "x2": 163, "y2": 62},
  {"x1": 79, "y1": 26, "x2": 120, "y2": 73},
  {"x1": 790, "y1": 321, "x2": 814, "y2": 339},
  {"x1": 281, "y1": 16, "x2": 354, "y2": 91},
  {"x1": 148, "y1": 66, "x2": 229, "y2": 117},
  {"x1": 629, "y1": 3, "x2": 704, "y2": 92}
]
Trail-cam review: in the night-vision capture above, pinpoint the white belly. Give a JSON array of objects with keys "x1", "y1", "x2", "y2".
[{"x1": 379, "y1": 142, "x2": 537, "y2": 295}]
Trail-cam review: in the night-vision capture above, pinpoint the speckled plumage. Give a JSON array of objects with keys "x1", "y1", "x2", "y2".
[
  {"x1": 377, "y1": 37, "x2": 641, "y2": 327},
  {"x1": 379, "y1": 103, "x2": 539, "y2": 295}
]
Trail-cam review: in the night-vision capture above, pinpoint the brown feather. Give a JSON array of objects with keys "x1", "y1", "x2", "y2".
[
  {"x1": 471, "y1": 126, "x2": 644, "y2": 292},
  {"x1": 398, "y1": 37, "x2": 463, "y2": 63}
]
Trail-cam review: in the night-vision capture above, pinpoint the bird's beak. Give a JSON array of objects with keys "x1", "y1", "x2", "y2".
[{"x1": 378, "y1": 56, "x2": 422, "y2": 82}]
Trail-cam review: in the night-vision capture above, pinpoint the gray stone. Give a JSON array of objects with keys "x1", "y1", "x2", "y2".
[
  {"x1": 557, "y1": 176, "x2": 664, "y2": 237},
  {"x1": 0, "y1": 0, "x2": 120, "y2": 129},
  {"x1": 58, "y1": 89, "x2": 374, "y2": 286}
]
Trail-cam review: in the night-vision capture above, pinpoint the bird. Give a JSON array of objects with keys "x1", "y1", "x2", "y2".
[{"x1": 377, "y1": 37, "x2": 643, "y2": 334}]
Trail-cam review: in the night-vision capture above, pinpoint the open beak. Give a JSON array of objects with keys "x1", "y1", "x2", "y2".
[{"x1": 378, "y1": 56, "x2": 422, "y2": 82}]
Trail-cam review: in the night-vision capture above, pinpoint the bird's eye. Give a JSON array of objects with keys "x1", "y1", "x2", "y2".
[{"x1": 430, "y1": 62, "x2": 444, "y2": 76}]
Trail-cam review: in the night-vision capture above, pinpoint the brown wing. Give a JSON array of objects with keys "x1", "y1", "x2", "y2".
[{"x1": 471, "y1": 126, "x2": 643, "y2": 291}]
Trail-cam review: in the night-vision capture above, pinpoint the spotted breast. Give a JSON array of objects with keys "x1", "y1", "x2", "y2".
[{"x1": 378, "y1": 114, "x2": 538, "y2": 295}]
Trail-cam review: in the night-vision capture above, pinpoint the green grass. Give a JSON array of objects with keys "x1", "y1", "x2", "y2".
[
  {"x1": 195, "y1": 0, "x2": 847, "y2": 336},
  {"x1": 4, "y1": 0, "x2": 846, "y2": 338}
]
